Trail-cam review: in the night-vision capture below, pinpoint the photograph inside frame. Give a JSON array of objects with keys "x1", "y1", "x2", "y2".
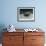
[{"x1": 17, "y1": 7, "x2": 35, "y2": 22}]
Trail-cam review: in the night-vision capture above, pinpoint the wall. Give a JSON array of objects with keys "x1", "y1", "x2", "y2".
[{"x1": 0, "y1": 0, "x2": 46, "y2": 44}]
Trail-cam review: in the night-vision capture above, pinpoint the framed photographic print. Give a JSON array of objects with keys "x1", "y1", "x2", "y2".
[{"x1": 17, "y1": 7, "x2": 35, "y2": 22}]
